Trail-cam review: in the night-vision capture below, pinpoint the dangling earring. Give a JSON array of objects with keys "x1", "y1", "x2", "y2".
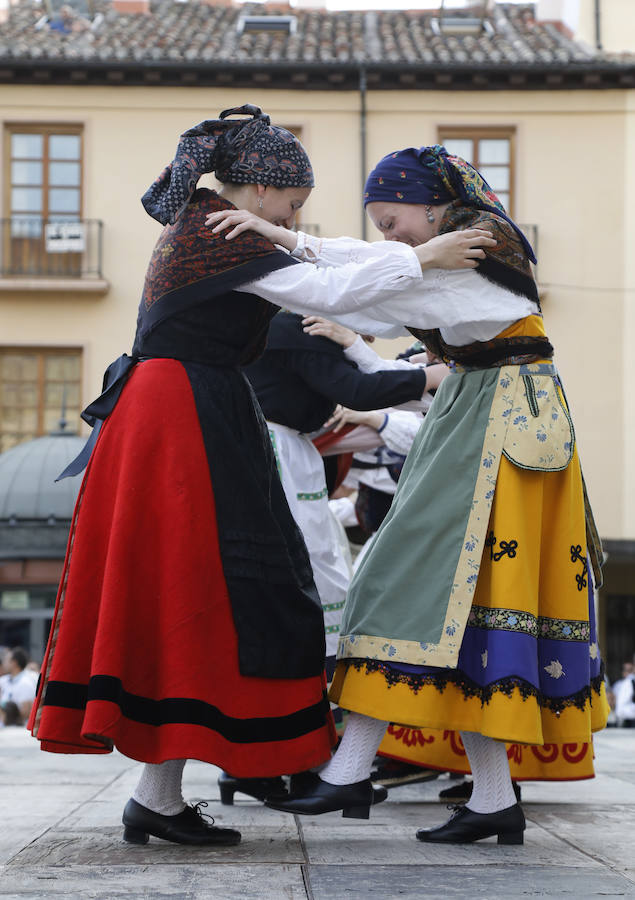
[
  {"x1": 424, "y1": 205, "x2": 435, "y2": 224},
  {"x1": 258, "y1": 197, "x2": 264, "y2": 209}
]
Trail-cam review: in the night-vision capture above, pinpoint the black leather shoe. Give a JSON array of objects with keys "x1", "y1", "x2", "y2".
[
  {"x1": 416, "y1": 803, "x2": 525, "y2": 845},
  {"x1": 218, "y1": 772, "x2": 287, "y2": 805},
  {"x1": 288, "y1": 771, "x2": 388, "y2": 805},
  {"x1": 438, "y1": 780, "x2": 522, "y2": 803},
  {"x1": 122, "y1": 798, "x2": 241, "y2": 846},
  {"x1": 265, "y1": 777, "x2": 377, "y2": 819}
]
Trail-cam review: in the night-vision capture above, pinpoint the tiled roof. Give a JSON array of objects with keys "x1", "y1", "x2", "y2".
[{"x1": 1, "y1": 1, "x2": 633, "y2": 89}]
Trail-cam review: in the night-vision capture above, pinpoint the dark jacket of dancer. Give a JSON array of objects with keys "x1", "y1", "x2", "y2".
[{"x1": 246, "y1": 311, "x2": 428, "y2": 433}]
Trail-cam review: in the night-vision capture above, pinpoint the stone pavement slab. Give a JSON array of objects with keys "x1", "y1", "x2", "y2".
[
  {"x1": 300, "y1": 819, "x2": 604, "y2": 867},
  {"x1": 6, "y1": 825, "x2": 303, "y2": 867},
  {"x1": 0, "y1": 863, "x2": 308, "y2": 899},
  {"x1": 306, "y1": 864, "x2": 635, "y2": 900}
]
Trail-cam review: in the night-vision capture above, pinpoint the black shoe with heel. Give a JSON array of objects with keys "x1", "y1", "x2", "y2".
[
  {"x1": 218, "y1": 772, "x2": 287, "y2": 805},
  {"x1": 264, "y1": 777, "x2": 379, "y2": 819},
  {"x1": 416, "y1": 802, "x2": 525, "y2": 845},
  {"x1": 288, "y1": 771, "x2": 388, "y2": 806},
  {"x1": 122, "y1": 798, "x2": 241, "y2": 845}
]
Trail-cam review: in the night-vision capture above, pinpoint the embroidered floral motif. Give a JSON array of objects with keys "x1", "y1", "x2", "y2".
[
  {"x1": 482, "y1": 452, "x2": 495, "y2": 469},
  {"x1": 481, "y1": 650, "x2": 488, "y2": 669},
  {"x1": 297, "y1": 488, "x2": 328, "y2": 501},
  {"x1": 485, "y1": 531, "x2": 518, "y2": 562},
  {"x1": 386, "y1": 724, "x2": 434, "y2": 748},
  {"x1": 322, "y1": 601, "x2": 345, "y2": 612},
  {"x1": 544, "y1": 659, "x2": 565, "y2": 679},
  {"x1": 570, "y1": 544, "x2": 588, "y2": 591},
  {"x1": 589, "y1": 642, "x2": 599, "y2": 660},
  {"x1": 467, "y1": 604, "x2": 591, "y2": 642}
]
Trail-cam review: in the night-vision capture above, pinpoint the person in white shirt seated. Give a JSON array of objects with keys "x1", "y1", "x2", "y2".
[{"x1": 0, "y1": 647, "x2": 37, "y2": 724}]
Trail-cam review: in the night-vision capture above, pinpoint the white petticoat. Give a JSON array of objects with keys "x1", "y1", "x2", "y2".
[{"x1": 268, "y1": 422, "x2": 352, "y2": 657}]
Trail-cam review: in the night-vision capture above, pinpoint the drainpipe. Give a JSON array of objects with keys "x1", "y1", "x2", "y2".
[
  {"x1": 594, "y1": 0, "x2": 602, "y2": 50},
  {"x1": 359, "y1": 64, "x2": 367, "y2": 241}
]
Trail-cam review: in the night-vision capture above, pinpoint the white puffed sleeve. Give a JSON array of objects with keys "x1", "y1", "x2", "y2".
[{"x1": 237, "y1": 234, "x2": 539, "y2": 343}]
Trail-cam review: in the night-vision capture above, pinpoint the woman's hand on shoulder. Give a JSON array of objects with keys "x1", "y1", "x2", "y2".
[
  {"x1": 414, "y1": 228, "x2": 496, "y2": 271},
  {"x1": 302, "y1": 316, "x2": 358, "y2": 349},
  {"x1": 204, "y1": 209, "x2": 297, "y2": 251}
]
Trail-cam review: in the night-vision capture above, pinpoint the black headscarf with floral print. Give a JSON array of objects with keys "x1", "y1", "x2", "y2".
[{"x1": 142, "y1": 104, "x2": 314, "y2": 226}]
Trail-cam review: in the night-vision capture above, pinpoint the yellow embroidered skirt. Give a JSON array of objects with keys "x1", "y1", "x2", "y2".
[{"x1": 330, "y1": 451, "x2": 608, "y2": 777}]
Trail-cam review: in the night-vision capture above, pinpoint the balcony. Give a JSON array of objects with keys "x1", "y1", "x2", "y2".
[{"x1": 0, "y1": 218, "x2": 108, "y2": 294}]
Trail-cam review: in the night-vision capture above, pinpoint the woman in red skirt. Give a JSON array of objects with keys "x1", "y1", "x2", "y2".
[{"x1": 29, "y1": 105, "x2": 335, "y2": 846}]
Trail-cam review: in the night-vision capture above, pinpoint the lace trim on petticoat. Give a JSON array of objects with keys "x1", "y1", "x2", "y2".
[{"x1": 344, "y1": 658, "x2": 605, "y2": 715}]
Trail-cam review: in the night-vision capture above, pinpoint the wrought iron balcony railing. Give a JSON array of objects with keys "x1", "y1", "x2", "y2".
[{"x1": 0, "y1": 218, "x2": 103, "y2": 279}]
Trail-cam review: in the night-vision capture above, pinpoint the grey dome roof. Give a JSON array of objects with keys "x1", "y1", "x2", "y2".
[{"x1": 0, "y1": 432, "x2": 86, "y2": 521}]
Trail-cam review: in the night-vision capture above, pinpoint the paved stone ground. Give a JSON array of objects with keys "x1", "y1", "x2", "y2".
[{"x1": 0, "y1": 727, "x2": 633, "y2": 899}]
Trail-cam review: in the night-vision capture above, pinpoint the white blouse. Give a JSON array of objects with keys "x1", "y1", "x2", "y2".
[{"x1": 237, "y1": 231, "x2": 539, "y2": 346}]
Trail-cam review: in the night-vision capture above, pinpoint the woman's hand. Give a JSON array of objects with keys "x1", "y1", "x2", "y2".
[
  {"x1": 302, "y1": 316, "x2": 358, "y2": 349},
  {"x1": 415, "y1": 228, "x2": 496, "y2": 271},
  {"x1": 205, "y1": 209, "x2": 298, "y2": 251},
  {"x1": 324, "y1": 406, "x2": 385, "y2": 433}
]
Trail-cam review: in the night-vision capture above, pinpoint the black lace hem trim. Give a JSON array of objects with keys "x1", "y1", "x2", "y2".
[{"x1": 344, "y1": 658, "x2": 605, "y2": 715}]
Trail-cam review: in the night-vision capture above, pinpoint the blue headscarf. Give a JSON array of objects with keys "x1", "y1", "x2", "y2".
[{"x1": 364, "y1": 145, "x2": 535, "y2": 264}]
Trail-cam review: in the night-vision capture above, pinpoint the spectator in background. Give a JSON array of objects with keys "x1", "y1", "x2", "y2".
[
  {"x1": 613, "y1": 661, "x2": 635, "y2": 727},
  {"x1": 0, "y1": 700, "x2": 23, "y2": 727},
  {"x1": 0, "y1": 647, "x2": 37, "y2": 724}
]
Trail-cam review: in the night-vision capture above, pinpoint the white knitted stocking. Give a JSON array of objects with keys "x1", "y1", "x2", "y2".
[
  {"x1": 320, "y1": 712, "x2": 388, "y2": 786},
  {"x1": 460, "y1": 731, "x2": 517, "y2": 814},
  {"x1": 132, "y1": 759, "x2": 187, "y2": 815}
]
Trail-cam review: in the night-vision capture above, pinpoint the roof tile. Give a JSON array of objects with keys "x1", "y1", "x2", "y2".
[{"x1": 0, "y1": 0, "x2": 631, "y2": 73}]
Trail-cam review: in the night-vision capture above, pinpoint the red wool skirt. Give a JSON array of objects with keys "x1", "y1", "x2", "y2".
[{"x1": 29, "y1": 359, "x2": 335, "y2": 776}]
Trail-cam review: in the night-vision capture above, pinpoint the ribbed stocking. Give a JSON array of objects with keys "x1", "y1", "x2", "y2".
[
  {"x1": 320, "y1": 712, "x2": 388, "y2": 785},
  {"x1": 460, "y1": 731, "x2": 517, "y2": 814},
  {"x1": 132, "y1": 759, "x2": 187, "y2": 815}
]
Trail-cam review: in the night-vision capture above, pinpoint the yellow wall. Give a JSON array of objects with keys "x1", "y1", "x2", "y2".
[
  {"x1": 576, "y1": 0, "x2": 635, "y2": 53},
  {"x1": 0, "y1": 83, "x2": 632, "y2": 539}
]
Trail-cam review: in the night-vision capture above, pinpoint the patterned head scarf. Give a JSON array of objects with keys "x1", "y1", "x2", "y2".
[
  {"x1": 142, "y1": 104, "x2": 314, "y2": 226},
  {"x1": 364, "y1": 145, "x2": 535, "y2": 263}
]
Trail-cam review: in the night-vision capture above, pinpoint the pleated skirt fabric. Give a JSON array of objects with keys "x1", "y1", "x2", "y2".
[{"x1": 30, "y1": 358, "x2": 335, "y2": 776}]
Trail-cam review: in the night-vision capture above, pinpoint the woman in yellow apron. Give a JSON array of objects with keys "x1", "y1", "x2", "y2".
[{"x1": 208, "y1": 144, "x2": 608, "y2": 845}]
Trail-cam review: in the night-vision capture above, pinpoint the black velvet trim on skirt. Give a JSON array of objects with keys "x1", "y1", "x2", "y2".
[{"x1": 44, "y1": 677, "x2": 331, "y2": 743}]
